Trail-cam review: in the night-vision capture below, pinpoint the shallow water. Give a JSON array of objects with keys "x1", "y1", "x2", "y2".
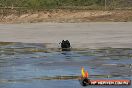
[{"x1": 0, "y1": 42, "x2": 131, "y2": 88}]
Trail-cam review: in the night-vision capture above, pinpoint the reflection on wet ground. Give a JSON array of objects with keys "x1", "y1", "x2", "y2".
[{"x1": 0, "y1": 42, "x2": 131, "y2": 88}]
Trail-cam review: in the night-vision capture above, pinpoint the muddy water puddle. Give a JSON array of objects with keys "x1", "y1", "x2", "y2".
[{"x1": 0, "y1": 42, "x2": 131, "y2": 88}]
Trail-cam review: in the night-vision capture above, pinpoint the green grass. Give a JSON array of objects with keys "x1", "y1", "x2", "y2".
[{"x1": 0, "y1": 0, "x2": 131, "y2": 10}]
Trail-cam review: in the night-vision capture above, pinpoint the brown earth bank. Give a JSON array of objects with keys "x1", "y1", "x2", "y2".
[{"x1": 0, "y1": 10, "x2": 132, "y2": 23}]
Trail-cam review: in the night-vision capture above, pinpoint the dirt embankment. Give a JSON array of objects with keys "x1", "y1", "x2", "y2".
[{"x1": 0, "y1": 10, "x2": 132, "y2": 23}]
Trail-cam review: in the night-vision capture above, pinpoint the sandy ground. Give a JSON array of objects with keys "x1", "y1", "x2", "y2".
[
  {"x1": 0, "y1": 10, "x2": 132, "y2": 23},
  {"x1": 0, "y1": 22, "x2": 132, "y2": 48}
]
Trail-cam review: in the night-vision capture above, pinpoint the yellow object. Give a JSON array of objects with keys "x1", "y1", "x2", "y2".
[
  {"x1": 81, "y1": 67, "x2": 85, "y2": 77},
  {"x1": 81, "y1": 67, "x2": 89, "y2": 78}
]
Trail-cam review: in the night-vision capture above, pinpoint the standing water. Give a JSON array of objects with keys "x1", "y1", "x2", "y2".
[{"x1": 0, "y1": 42, "x2": 131, "y2": 88}]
